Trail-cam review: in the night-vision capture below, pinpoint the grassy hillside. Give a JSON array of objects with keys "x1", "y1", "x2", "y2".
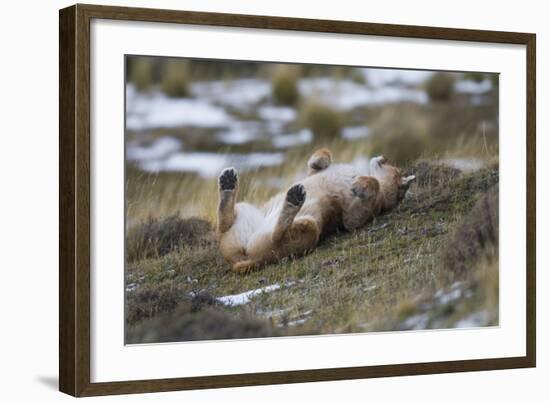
[{"x1": 125, "y1": 162, "x2": 499, "y2": 343}]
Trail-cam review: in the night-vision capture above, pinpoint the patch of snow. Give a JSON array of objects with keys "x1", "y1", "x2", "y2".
[
  {"x1": 363, "y1": 69, "x2": 434, "y2": 88},
  {"x1": 272, "y1": 129, "x2": 313, "y2": 148},
  {"x1": 455, "y1": 79, "x2": 493, "y2": 95},
  {"x1": 455, "y1": 311, "x2": 491, "y2": 328},
  {"x1": 139, "y1": 152, "x2": 285, "y2": 177},
  {"x1": 342, "y1": 126, "x2": 370, "y2": 140},
  {"x1": 191, "y1": 79, "x2": 271, "y2": 110},
  {"x1": 298, "y1": 78, "x2": 428, "y2": 111},
  {"x1": 126, "y1": 84, "x2": 233, "y2": 130},
  {"x1": 126, "y1": 137, "x2": 182, "y2": 161},
  {"x1": 258, "y1": 105, "x2": 297, "y2": 123},
  {"x1": 438, "y1": 288, "x2": 462, "y2": 305},
  {"x1": 402, "y1": 313, "x2": 430, "y2": 330},
  {"x1": 217, "y1": 282, "x2": 294, "y2": 307},
  {"x1": 451, "y1": 281, "x2": 464, "y2": 289},
  {"x1": 216, "y1": 121, "x2": 263, "y2": 145},
  {"x1": 363, "y1": 284, "x2": 377, "y2": 292},
  {"x1": 286, "y1": 318, "x2": 307, "y2": 327},
  {"x1": 125, "y1": 283, "x2": 138, "y2": 292}
]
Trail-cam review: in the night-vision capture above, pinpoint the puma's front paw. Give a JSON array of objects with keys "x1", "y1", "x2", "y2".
[
  {"x1": 219, "y1": 167, "x2": 238, "y2": 191},
  {"x1": 371, "y1": 155, "x2": 387, "y2": 167},
  {"x1": 286, "y1": 184, "x2": 306, "y2": 207}
]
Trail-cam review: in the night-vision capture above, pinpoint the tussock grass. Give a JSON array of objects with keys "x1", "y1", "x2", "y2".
[
  {"x1": 299, "y1": 102, "x2": 343, "y2": 142},
  {"x1": 129, "y1": 57, "x2": 154, "y2": 92},
  {"x1": 160, "y1": 59, "x2": 190, "y2": 98},
  {"x1": 425, "y1": 72, "x2": 455, "y2": 101},
  {"x1": 271, "y1": 65, "x2": 301, "y2": 105}
]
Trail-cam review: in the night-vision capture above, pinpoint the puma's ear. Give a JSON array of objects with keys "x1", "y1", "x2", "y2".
[{"x1": 401, "y1": 175, "x2": 416, "y2": 186}]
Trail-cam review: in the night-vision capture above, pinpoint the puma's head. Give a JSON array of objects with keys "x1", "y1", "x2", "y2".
[
  {"x1": 370, "y1": 155, "x2": 416, "y2": 209},
  {"x1": 397, "y1": 174, "x2": 416, "y2": 202}
]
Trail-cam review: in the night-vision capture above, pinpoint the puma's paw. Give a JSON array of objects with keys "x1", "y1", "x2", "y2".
[
  {"x1": 351, "y1": 176, "x2": 380, "y2": 199},
  {"x1": 286, "y1": 184, "x2": 306, "y2": 207},
  {"x1": 219, "y1": 167, "x2": 238, "y2": 190},
  {"x1": 371, "y1": 155, "x2": 387, "y2": 167},
  {"x1": 232, "y1": 260, "x2": 256, "y2": 274},
  {"x1": 308, "y1": 148, "x2": 332, "y2": 171}
]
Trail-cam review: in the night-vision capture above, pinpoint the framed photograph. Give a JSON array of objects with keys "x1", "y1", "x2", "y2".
[{"x1": 59, "y1": 4, "x2": 536, "y2": 397}]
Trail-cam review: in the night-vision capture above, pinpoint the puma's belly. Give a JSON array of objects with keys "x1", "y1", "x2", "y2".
[
  {"x1": 297, "y1": 164, "x2": 362, "y2": 235},
  {"x1": 300, "y1": 163, "x2": 361, "y2": 197}
]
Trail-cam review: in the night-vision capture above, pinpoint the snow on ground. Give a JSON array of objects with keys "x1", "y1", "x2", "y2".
[
  {"x1": 298, "y1": 78, "x2": 428, "y2": 111},
  {"x1": 139, "y1": 152, "x2": 285, "y2": 177},
  {"x1": 272, "y1": 129, "x2": 313, "y2": 148},
  {"x1": 217, "y1": 282, "x2": 294, "y2": 307},
  {"x1": 362, "y1": 68, "x2": 433, "y2": 88},
  {"x1": 126, "y1": 137, "x2": 182, "y2": 161},
  {"x1": 215, "y1": 121, "x2": 264, "y2": 145},
  {"x1": 126, "y1": 85, "x2": 232, "y2": 130},
  {"x1": 454, "y1": 79, "x2": 493, "y2": 95},
  {"x1": 258, "y1": 105, "x2": 297, "y2": 123},
  {"x1": 454, "y1": 311, "x2": 491, "y2": 328},
  {"x1": 190, "y1": 79, "x2": 271, "y2": 110},
  {"x1": 342, "y1": 126, "x2": 370, "y2": 140}
]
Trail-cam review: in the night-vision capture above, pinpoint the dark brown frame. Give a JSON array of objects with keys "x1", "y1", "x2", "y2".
[{"x1": 59, "y1": 3, "x2": 536, "y2": 397}]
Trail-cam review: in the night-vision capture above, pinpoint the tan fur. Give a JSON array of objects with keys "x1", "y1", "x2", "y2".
[{"x1": 217, "y1": 149, "x2": 415, "y2": 273}]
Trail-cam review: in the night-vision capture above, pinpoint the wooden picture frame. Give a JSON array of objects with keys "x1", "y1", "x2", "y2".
[{"x1": 59, "y1": 3, "x2": 536, "y2": 397}]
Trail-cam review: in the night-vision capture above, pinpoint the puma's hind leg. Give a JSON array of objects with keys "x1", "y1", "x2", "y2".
[
  {"x1": 307, "y1": 148, "x2": 332, "y2": 176},
  {"x1": 231, "y1": 184, "x2": 309, "y2": 274},
  {"x1": 232, "y1": 216, "x2": 320, "y2": 274},
  {"x1": 217, "y1": 167, "x2": 239, "y2": 234},
  {"x1": 343, "y1": 176, "x2": 381, "y2": 231},
  {"x1": 285, "y1": 216, "x2": 320, "y2": 255}
]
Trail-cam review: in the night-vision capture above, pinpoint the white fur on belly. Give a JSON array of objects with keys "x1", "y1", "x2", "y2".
[{"x1": 233, "y1": 203, "x2": 266, "y2": 246}]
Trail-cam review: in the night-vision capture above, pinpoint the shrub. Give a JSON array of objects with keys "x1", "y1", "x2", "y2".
[
  {"x1": 126, "y1": 300, "x2": 279, "y2": 343},
  {"x1": 271, "y1": 65, "x2": 300, "y2": 105},
  {"x1": 129, "y1": 57, "x2": 154, "y2": 92},
  {"x1": 404, "y1": 161, "x2": 461, "y2": 188},
  {"x1": 125, "y1": 280, "x2": 187, "y2": 326},
  {"x1": 462, "y1": 72, "x2": 486, "y2": 82},
  {"x1": 299, "y1": 102, "x2": 343, "y2": 141},
  {"x1": 425, "y1": 72, "x2": 455, "y2": 101},
  {"x1": 442, "y1": 185, "x2": 498, "y2": 281},
  {"x1": 126, "y1": 215, "x2": 213, "y2": 262},
  {"x1": 160, "y1": 59, "x2": 190, "y2": 98}
]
